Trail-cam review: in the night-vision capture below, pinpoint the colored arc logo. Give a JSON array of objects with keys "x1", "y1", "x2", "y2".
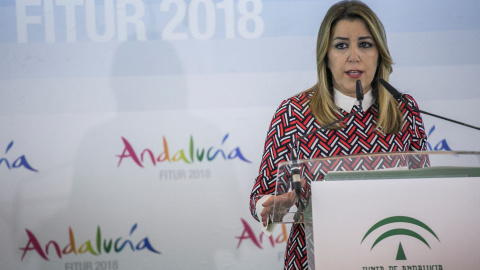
[{"x1": 361, "y1": 216, "x2": 440, "y2": 260}]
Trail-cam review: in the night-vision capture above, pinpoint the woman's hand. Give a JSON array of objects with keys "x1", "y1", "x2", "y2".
[{"x1": 260, "y1": 191, "x2": 298, "y2": 226}]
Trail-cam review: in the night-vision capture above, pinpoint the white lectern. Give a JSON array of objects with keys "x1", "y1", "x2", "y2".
[{"x1": 272, "y1": 151, "x2": 480, "y2": 270}]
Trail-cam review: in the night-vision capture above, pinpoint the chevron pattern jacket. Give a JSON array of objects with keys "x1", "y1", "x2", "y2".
[{"x1": 250, "y1": 90, "x2": 428, "y2": 269}]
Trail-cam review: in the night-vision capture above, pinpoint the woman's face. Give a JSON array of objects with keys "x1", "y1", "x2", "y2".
[{"x1": 327, "y1": 18, "x2": 379, "y2": 98}]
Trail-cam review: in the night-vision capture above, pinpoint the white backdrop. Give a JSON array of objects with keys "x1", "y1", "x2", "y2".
[{"x1": 1, "y1": 0, "x2": 480, "y2": 269}]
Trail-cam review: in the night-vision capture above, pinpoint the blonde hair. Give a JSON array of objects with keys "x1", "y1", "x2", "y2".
[{"x1": 307, "y1": 0, "x2": 403, "y2": 134}]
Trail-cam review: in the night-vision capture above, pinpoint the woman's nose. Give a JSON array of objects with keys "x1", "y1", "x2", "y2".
[{"x1": 348, "y1": 47, "x2": 360, "y2": 62}]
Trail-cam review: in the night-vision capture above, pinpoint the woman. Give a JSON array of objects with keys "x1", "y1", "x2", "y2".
[{"x1": 249, "y1": 0, "x2": 428, "y2": 269}]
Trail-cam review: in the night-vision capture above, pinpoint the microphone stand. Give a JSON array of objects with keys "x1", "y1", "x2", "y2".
[{"x1": 379, "y1": 78, "x2": 480, "y2": 131}]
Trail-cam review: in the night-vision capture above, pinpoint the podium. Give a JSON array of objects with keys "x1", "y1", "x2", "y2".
[{"x1": 271, "y1": 151, "x2": 480, "y2": 270}]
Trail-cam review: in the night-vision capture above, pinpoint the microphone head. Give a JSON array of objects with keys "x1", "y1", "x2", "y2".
[
  {"x1": 356, "y1": 80, "x2": 364, "y2": 101},
  {"x1": 379, "y1": 78, "x2": 403, "y2": 100}
]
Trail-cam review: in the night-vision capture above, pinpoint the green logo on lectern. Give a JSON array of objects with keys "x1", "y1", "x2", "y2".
[{"x1": 361, "y1": 216, "x2": 440, "y2": 260}]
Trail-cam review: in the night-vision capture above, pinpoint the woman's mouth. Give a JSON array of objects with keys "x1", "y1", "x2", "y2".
[{"x1": 346, "y1": 70, "x2": 363, "y2": 78}]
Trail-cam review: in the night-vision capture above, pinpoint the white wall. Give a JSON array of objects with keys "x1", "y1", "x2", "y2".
[{"x1": 1, "y1": 0, "x2": 479, "y2": 269}]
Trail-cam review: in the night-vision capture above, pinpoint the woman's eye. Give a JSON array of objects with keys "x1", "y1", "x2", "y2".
[
  {"x1": 360, "y1": 42, "x2": 373, "y2": 48},
  {"x1": 335, "y1": 43, "x2": 348, "y2": 49}
]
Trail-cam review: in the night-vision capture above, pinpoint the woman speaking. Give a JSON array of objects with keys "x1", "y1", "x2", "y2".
[{"x1": 249, "y1": 1, "x2": 428, "y2": 269}]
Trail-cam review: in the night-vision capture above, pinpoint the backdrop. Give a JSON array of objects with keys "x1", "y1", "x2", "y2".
[{"x1": 1, "y1": 0, "x2": 480, "y2": 269}]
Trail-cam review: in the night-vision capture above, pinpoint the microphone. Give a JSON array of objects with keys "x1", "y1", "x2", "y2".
[
  {"x1": 356, "y1": 80, "x2": 364, "y2": 112},
  {"x1": 290, "y1": 80, "x2": 364, "y2": 211},
  {"x1": 379, "y1": 78, "x2": 404, "y2": 101},
  {"x1": 379, "y1": 78, "x2": 480, "y2": 131}
]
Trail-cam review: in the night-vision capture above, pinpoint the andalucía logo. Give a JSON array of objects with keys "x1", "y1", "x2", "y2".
[
  {"x1": 1, "y1": 141, "x2": 38, "y2": 172},
  {"x1": 19, "y1": 224, "x2": 160, "y2": 261},
  {"x1": 361, "y1": 216, "x2": 440, "y2": 260},
  {"x1": 117, "y1": 134, "x2": 251, "y2": 167}
]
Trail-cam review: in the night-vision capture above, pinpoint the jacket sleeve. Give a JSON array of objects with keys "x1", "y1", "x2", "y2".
[{"x1": 249, "y1": 99, "x2": 295, "y2": 221}]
